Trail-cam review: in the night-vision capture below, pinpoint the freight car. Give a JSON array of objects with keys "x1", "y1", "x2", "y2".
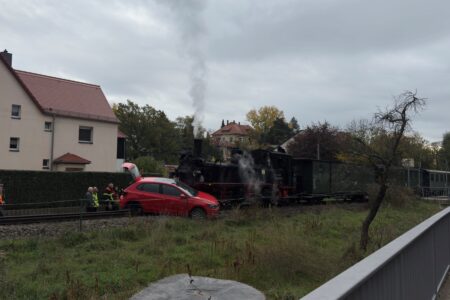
[{"x1": 175, "y1": 139, "x2": 371, "y2": 207}]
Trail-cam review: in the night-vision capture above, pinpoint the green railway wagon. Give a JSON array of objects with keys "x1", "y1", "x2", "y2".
[{"x1": 293, "y1": 159, "x2": 373, "y2": 197}]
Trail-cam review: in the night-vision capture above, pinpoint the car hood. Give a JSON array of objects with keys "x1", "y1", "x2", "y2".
[{"x1": 195, "y1": 191, "x2": 219, "y2": 205}]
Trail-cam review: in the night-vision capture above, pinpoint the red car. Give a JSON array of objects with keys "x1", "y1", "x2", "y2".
[{"x1": 121, "y1": 163, "x2": 220, "y2": 218}]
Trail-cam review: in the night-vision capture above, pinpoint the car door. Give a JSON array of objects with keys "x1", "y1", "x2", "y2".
[
  {"x1": 160, "y1": 184, "x2": 188, "y2": 216},
  {"x1": 134, "y1": 183, "x2": 162, "y2": 213}
]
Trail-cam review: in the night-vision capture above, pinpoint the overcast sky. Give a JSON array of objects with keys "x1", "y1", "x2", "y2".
[{"x1": 1, "y1": 0, "x2": 449, "y2": 142}]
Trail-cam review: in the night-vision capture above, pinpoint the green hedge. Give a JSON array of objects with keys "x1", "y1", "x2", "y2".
[{"x1": 0, "y1": 170, "x2": 133, "y2": 204}]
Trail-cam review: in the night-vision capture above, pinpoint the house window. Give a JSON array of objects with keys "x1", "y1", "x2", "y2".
[
  {"x1": 11, "y1": 104, "x2": 21, "y2": 119},
  {"x1": 9, "y1": 137, "x2": 19, "y2": 151},
  {"x1": 42, "y1": 159, "x2": 49, "y2": 169},
  {"x1": 44, "y1": 121, "x2": 52, "y2": 132},
  {"x1": 79, "y1": 126, "x2": 93, "y2": 143}
]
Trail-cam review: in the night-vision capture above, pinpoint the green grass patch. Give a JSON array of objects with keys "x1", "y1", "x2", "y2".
[{"x1": 0, "y1": 200, "x2": 442, "y2": 299}]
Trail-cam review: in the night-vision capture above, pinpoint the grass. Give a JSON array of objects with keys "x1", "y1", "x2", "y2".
[{"x1": 0, "y1": 199, "x2": 442, "y2": 299}]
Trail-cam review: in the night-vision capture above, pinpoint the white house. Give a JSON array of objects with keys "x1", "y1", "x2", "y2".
[{"x1": 0, "y1": 50, "x2": 125, "y2": 172}]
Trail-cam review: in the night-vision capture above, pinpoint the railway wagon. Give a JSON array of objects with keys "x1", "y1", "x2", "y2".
[
  {"x1": 420, "y1": 169, "x2": 450, "y2": 197},
  {"x1": 388, "y1": 167, "x2": 450, "y2": 197},
  {"x1": 292, "y1": 159, "x2": 372, "y2": 202}
]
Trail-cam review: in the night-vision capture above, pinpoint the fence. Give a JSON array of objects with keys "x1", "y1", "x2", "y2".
[
  {"x1": 0, "y1": 197, "x2": 122, "y2": 214},
  {"x1": 0, "y1": 198, "x2": 124, "y2": 231},
  {"x1": 0, "y1": 170, "x2": 132, "y2": 204},
  {"x1": 420, "y1": 187, "x2": 450, "y2": 200},
  {"x1": 0, "y1": 199, "x2": 81, "y2": 216},
  {"x1": 301, "y1": 207, "x2": 450, "y2": 300}
]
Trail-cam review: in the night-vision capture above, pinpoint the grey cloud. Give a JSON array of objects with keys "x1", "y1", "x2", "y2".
[
  {"x1": 208, "y1": 0, "x2": 450, "y2": 61},
  {"x1": 1, "y1": 0, "x2": 449, "y2": 142}
]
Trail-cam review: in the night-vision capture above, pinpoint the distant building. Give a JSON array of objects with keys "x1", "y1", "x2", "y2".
[
  {"x1": 0, "y1": 50, "x2": 125, "y2": 172},
  {"x1": 430, "y1": 141, "x2": 443, "y2": 149},
  {"x1": 211, "y1": 120, "x2": 253, "y2": 160}
]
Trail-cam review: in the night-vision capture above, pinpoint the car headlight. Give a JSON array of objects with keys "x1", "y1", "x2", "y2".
[{"x1": 207, "y1": 204, "x2": 219, "y2": 209}]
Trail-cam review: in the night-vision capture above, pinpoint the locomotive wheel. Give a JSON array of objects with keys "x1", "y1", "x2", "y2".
[{"x1": 190, "y1": 208, "x2": 206, "y2": 220}]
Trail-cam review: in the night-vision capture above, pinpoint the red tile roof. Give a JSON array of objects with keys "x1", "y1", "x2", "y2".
[
  {"x1": 53, "y1": 153, "x2": 91, "y2": 165},
  {"x1": 14, "y1": 70, "x2": 118, "y2": 123},
  {"x1": 212, "y1": 122, "x2": 253, "y2": 136},
  {"x1": 0, "y1": 54, "x2": 45, "y2": 111}
]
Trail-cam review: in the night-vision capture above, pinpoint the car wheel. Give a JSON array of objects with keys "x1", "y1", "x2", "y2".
[
  {"x1": 128, "y1": 203, "x2": 143, "y2": 216},
  {"x1": 190, "y1": 208, "x2": 206, "y2": 220}
]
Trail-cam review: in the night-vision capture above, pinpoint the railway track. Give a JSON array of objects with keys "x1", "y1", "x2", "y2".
[
  {"x1": 0, "y1": 198, "x2": 367, "y2": 226},
  {"x1": 0, "y1": 209, "x2": 129, "y2": 225}
]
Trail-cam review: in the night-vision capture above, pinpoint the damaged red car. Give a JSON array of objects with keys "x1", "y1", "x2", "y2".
[{"x1": 121, "y1": 163, "x2": 220, "y2": 219}]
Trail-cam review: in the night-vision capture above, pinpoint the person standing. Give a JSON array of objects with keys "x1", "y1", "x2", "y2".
[
  {"x1": 0, "y1": 193, "x2": 3, "y2": 217},
  {"x1": 0, "y1": 183, "x2": 4, "y2": 206},
  {"x1": 85, "y1": 187, "x2": 96, "y2": 212},
  {"x1": 92, "y1": 187, "x2": 99, "y2": 211},
  {"x1": 102, "y1": 183, "x2": 118, "y2": 210}
]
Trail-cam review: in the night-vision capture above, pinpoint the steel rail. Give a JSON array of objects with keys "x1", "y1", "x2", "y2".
[{"x1": 0, "y1": 210, "x2": 129, "y2": 225}]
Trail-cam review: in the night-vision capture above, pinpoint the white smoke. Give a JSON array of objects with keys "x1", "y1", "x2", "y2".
[
  {"x1": 162, "y1": 0, "x2": 207, "y2": 137},
  {"x1": 238, "y1": 152, "x2": 261, "y2": 200}
]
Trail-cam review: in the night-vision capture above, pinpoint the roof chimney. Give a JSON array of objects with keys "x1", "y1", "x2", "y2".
[
  {"x1": 0, "y1": 50, "x2": 12, "y2": 67},
  {"x1": 226, "y1": 120, "x2": 229, "y2": 125}
]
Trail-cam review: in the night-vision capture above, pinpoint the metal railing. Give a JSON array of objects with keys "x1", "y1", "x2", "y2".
[
  {"x1": 0, "y1": 199, "x2": 82, "y2": 216},
  {"x1": 301, "y1": 207, "x2": 450, "y2": 300},
  {"x1": 421, "y1": 187, "x2": 450, "y2": 200},
  {"x1": 0, "y1": 199, "x2": 124, "y2": 229}
]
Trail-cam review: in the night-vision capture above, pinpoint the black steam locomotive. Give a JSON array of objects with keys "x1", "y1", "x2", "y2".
[
  {"x1": 175, "y1": 139, "x2": 372, "y2": 207},
  {"x1": 175, "y1": 139, "x2": 450, "y2": 207}
]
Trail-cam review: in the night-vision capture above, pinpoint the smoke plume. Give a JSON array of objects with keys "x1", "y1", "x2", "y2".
[
  {"x1": 238, "y1": 152, "x2": 262, "y2": 200},
  {"x1": 163, "y1": 0, "x2": 207, "y2": 137}
]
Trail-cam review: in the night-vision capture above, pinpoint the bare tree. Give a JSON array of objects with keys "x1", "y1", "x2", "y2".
[{"x1": 347, "y1": 91, "x2": 426, "y2": 251}]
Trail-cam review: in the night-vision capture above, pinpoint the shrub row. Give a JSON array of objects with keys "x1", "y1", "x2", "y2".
[{"x1": 0, "y1": 170, "x2": 133, "y2": 204}]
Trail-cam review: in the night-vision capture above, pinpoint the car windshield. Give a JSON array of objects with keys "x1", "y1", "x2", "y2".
[{"x1": 175, "y1": 180, "x2": 198, "y2": 197}]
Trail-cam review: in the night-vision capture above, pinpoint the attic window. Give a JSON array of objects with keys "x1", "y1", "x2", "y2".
[
  {"x1": 11, "y1": 104, "x2": 21, "y2": 119},
  {"x1": 79, "y1": 126, "x2": 93, "y2": 143}
]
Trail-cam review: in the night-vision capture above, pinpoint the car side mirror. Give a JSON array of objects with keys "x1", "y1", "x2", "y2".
[{"x1": 180, "y1": 193, "x2": 188, "y2": 199}]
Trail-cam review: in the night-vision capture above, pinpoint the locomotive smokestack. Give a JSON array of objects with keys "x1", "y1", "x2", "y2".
[{"x1": 194, "y1": 138, "x2": 203, "y2": 158}]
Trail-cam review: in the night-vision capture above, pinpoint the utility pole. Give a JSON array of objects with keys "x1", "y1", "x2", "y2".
[{"x1": 316, "y1": 143, "x2": 320, "y2": 160}]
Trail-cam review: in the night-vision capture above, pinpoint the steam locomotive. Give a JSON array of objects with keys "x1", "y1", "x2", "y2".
[
  {"x1": 175, "y1": 139, "x2": 450, "y2": 207},
  {"x1": 175, "y1": 139, "x2": 371, "y2": 207}
]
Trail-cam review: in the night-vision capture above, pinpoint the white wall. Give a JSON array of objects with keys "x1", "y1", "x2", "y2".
[
  {"x1": 0, "y1": 61, "x2": 53, "y2": 170},
  {"x1": 52, "y1": 117, "x2": 118, "y2": 172},
  {"x1": 0, "y1": 62, "x2": 118, "y2": 172}
]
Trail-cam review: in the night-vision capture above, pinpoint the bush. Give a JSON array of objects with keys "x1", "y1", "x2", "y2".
[
  {"x1": 132, "y1": 156, "x2": 166, "y2": 177},
  {"x1": 366, "y1": 184, "x2": 418, "y2": 208},
  {"x1": 0, "y1": 170, "x2": 132, "y2": 204}
]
